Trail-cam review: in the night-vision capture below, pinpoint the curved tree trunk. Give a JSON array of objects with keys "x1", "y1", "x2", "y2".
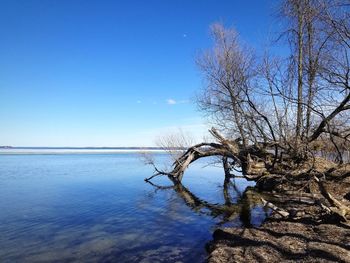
[{"x1": 145, "y1": 128, "x2": 271, "y2": 184}]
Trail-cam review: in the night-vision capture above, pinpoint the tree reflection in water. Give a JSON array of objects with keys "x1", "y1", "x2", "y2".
[{"x1": 146, "y1": 177, "x2": 270, "y2": 226}]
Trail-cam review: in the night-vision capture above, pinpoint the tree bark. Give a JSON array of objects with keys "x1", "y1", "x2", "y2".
[{"x1": 296, "y1": 1, "x2": 304, "y2": 147}]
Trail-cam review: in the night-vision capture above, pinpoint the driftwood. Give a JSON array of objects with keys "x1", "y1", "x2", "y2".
[
  {"x1": 261, "y1": 198, "x2": 290, "y2": 218},
  {"x1": 314, "y1": 175, "x2": 350, "y2": 221}
]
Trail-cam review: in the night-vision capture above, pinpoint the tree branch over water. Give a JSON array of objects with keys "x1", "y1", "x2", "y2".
[{"x1": 145, "y1": 0, "x2": 350, "y2": 224}]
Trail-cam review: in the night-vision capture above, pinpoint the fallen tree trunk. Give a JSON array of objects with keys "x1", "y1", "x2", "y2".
[
  {"x1": 145, "y1": 127, "x2": 350, "y2": 224},
  {"x1": 314, "y1": 175, "x2": 350, "y2": 221},
  {"x1": 145, "y1": 128, "x2": 272, "y2": 183}
]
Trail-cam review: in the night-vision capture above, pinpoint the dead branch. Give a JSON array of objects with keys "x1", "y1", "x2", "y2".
[{"x1": 314, "y1": 175, "x2": 350, "y2": 221}]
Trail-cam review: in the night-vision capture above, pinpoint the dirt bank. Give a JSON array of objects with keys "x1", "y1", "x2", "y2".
[
  {"x1": 207, "y1": 219, "x2": 350, "y2": 263},
  {"x1": 207, "y1": 163, "x2": 350, "y2": 262}
]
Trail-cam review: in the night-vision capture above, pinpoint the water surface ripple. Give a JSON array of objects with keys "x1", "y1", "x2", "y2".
[{"x1": 0, "y1": 152, "x2": 267, "y2": 262}]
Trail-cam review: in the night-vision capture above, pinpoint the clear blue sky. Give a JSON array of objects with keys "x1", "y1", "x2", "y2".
[{"x1": 0, "y1": 0, "x2": 278, "y2": 147}]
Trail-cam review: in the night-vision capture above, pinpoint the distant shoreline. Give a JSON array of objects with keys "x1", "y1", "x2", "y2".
[
  {"x1": 0, "y1": 147, "x2": 184, "y2": 155},
  {"x1": 0, "y1": 146, "x2": 184, "y2": 150}
]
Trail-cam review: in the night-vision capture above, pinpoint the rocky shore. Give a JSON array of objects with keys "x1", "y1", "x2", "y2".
[
  {"x1": 207, "y1": 218, "x2": 350, "y2": 262},
  {"x1": 207, "y1": 163, "x2": 350, "y2": 262}
]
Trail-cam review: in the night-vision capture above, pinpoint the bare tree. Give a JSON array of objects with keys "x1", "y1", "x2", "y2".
[
  {"x1": 155, "y1": 129, "x2": 194, "y2": 161},
  {"x1": 145, "y1": 1, "x2": 350, "y2": 222}
]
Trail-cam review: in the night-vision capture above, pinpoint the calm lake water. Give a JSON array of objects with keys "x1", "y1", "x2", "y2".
[{"x1": 0, "y1": 150, "x2": 268, "y2": 262}]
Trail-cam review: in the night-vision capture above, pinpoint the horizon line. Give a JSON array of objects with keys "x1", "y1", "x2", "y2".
[{"x1": 0, "y1": 146, "x2": 186, "y2": 149}]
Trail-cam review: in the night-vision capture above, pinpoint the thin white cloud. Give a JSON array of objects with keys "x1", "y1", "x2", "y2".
[
  {"x1": 166, "y1": 99, "x2": 189, "y2": 105},
  {"x1": 136, "y1": 100, "x2": 142, "y2": 104},
  {"x1": 166, "y1": 99, "x2": 177, "y2": 105}
]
